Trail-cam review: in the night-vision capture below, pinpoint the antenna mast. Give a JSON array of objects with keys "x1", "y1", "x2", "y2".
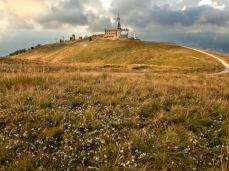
[
  {"x1": 134, "y1": 29, "x2": 136, "y2": 39},
  {"x1": 117, "y1": 13, "x2": 121, "y2": 30}
]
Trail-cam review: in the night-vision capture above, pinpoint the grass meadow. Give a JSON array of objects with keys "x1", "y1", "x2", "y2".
[
  {"x1": 12, "y1": 37, "x2": 224, "y2": 74},
  {"x1": 1, "y1": 55, "x2": 229, "y2": 171}
]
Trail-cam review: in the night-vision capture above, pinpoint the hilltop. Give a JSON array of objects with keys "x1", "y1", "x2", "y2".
[
  {"x1": 2, "y1": 36, "x2": 229, "y2": 170},
  {"x1": 10, "y1": 36, "x2": 228, "y2": 74}
]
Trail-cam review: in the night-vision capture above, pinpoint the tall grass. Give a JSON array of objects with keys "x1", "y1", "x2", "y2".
[{"x1": 1, "y1": 60, "x2": 229, "y2": 170}]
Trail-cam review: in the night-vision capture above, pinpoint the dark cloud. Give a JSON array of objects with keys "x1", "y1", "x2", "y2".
[
  {"x1": 87, "y1": 15, "x2": 112, "y2": 32},
  {"x1": 38, "y1": 0, "x2": 112, "y2": 31},
  {"x1": 150, "y1": 4, "x2": 196, "y2": 27},
  {"x1": 109, "y1": 3, "x2": 229, "y2": 31},
  {"x1": 2, "y1": 0, "x2": 229, "y2": 32},
  {"x1": 110, "y1": 0, "x2": 153, "y2": 15},
  {"x1": 39, "y1": 0, "x2": 88, "y2": 28},
  {"x1": 151, "y1": 5, "x2": 229, "y2": 27},
  {"x1": 196, "y1": 6, "x2": 229, "y2": 26}
]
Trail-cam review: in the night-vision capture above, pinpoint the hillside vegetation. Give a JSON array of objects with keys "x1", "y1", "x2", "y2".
[
  {"x1": 12, "y1": 37, "x2": 225, "y2": 73},
  {"x1": 1, "y1": 65, "x2": 229, "y2": 170},
  {"x1": 1, "y1": 38, "x2": 229, "y2": 170}
]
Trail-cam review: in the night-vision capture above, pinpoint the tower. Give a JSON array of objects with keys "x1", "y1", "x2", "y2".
[
  {"x1": 104, "y1": 13, "x2": 128, "y2": 38},
  {"x1": 72, "y1": 34, "x2": 75, "y2": 40},
  {"x1": 117, "y1": 13, "x2": 121, "y2": 30},
  {"x1": 134, "y1": 29, "x2": 136, "y2": 39}
]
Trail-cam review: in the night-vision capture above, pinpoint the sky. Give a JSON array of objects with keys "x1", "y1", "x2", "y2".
[{"x1": 0, "y1": 0, "x2": 229, "y2": 56}]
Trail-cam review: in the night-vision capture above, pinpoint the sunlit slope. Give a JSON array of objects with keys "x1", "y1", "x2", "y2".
[{"x1": 13, "y1": 37, "x2": 223, "y2": 71}]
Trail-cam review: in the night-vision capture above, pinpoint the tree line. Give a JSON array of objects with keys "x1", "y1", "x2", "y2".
[
  {"x1": 9, "y1": 49, "x2": 27, "y2": 56},
  {"x1": 8, "y1": 44, "x2": 41, "y2": 56}
]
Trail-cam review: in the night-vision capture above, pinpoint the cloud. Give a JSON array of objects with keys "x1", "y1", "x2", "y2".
[
  {"x1": 196, "y1": 7, "x2": 229, "y2": 26},
  {"x1": 0, "y1": 0, "x2": 89, "y2": 29},
  {"x1": 78, "y1": 0, "x2": 229, "y2": 33},
  {"x1": 110, "y1": 0, "x2": 153, "y2": 16},
  {"x1": 0, "y1": 0, "x2": 229, "y2": 33},
  {"x1": 198, "y1": 0, "x2": 226, "y2": 10},
  {"x1": 182, "y1": 6, "x2": 187, "y2": 11},
  {"x1": 101, "y1": 0, "x2": 111, "y2": 9},
  {"x1": 149, "y1": 5, "x2": 229, "y2": 27},
  {"x1": 5, "y1": 0, "x2": 49, "y2": 18},
  {"x1": 108, "y1": 2, "x2": 229, "y2": 33},
  {"x1": 87, "y1": 17, "x2": 112, "y2": 32},
  {"x1": 38, "y1": 0, "x2": 88, "y2": 29},
  {"x1": 0, "y1": 0, "x2": 48, "y2": 29}
]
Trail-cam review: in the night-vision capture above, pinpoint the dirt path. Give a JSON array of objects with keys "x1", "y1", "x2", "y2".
[{"x1": 184, "y1": 46, "x2": 229, "y2": 75}]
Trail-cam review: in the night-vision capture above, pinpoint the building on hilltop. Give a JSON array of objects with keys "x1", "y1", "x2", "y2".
[
  {"x1": 104, "y1": 14, "x2": 129, "y2": 38},
  {"x1": 70, "y1": 34, "x2": 75, "y2": 41}
]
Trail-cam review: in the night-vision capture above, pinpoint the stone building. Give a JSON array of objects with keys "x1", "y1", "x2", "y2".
[{"x1": 104, "y1": 14, "x2": 129, "y2": 38}]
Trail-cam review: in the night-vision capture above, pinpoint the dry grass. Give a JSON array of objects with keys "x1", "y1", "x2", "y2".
[
  {"x1": 1, "y1": 57, "x2": 229, "y2": 170},
  {"x1": 11, "y1": 37, "x2": 225, "y2": 74},
  {"x1": 203, "y1": 50, "x2": 229, "y2": 64}
]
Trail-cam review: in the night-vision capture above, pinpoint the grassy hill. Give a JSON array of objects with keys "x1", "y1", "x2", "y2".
[
  {"x1": 11, "y1": 36, "x2": 226, "y2": 73},
  {"x1": 1, "y1": 37, "x2": 229, "y2": 170}
]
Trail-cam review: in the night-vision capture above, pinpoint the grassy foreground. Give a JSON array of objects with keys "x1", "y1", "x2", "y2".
[{"x1": 1, "y1": 58, "x2": 229, "y2": 170}]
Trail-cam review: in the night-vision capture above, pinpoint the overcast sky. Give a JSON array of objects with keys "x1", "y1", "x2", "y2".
[{"x1": 1, "y1": 0, "x2": 229, "y2": 56}]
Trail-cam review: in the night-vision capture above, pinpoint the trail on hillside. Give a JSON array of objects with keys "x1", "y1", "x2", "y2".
[{"x1": 184, "y1": 46, "x2": 229, "y2": 75}]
